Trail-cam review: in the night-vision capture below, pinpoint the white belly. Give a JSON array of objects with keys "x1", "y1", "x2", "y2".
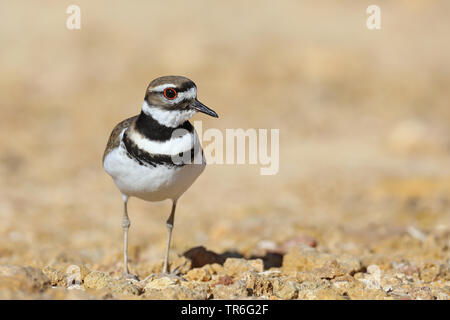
[{"x1": 103, "y1": 145, "x2": 205, "y2": 202}]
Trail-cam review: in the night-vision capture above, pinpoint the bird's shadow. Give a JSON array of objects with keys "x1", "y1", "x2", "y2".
[{"x1": 182, "y1": 246, "x2": 283, "y2": 270}]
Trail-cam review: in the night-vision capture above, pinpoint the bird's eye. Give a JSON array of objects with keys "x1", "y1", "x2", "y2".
[{"x1": 163, "y1": 88, "x2": 177, "y2": 100}]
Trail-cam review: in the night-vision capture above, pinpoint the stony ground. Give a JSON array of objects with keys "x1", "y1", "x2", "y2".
[
  {"x1": 0, "y1": 1, "x2": 449, "y2": 299},
  {"x1": 1, "y1": 237, "x2": 449, "y2": 299}
]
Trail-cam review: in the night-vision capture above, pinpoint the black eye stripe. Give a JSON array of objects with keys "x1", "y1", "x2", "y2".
[{"x1": 177, "y1": 83, "x2": 196, "y2": 92}]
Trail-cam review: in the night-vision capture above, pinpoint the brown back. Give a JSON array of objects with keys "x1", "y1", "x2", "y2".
[{"x1": 102, "y1": 115, "x2": 138, "y2": 164}]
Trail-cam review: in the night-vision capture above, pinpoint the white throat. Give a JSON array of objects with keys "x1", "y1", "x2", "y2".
[{"x1": 142, "y1": 101, "x2": 197, "y2": 128}]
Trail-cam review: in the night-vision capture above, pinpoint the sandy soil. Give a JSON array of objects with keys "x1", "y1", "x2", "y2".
[{"x1": 0, "y1": 1, "x2": 449, "y2": 299}]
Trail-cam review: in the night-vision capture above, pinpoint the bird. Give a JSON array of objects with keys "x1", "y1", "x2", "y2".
[{"x1": 102, "y1": 76, "x2": 218, "y2": 279}]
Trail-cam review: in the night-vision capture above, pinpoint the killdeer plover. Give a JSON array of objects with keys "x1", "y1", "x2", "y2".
[{"x1": 103, "y1": 76, "x2": 218, "y2": 279}]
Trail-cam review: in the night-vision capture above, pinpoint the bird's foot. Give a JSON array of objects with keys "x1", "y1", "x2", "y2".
[
  {"x1": 160, "y1": 271, "x2": 186, "y2": 282},
  {"x1": 121, "y1": 272, "x2": 140, "y2": 282},
  {"x1": 142, "y1": 271, "x2": 186, "y2": 283}
]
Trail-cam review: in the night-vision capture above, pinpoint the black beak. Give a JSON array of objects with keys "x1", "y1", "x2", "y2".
[{"x1": 192, "y1": 99, "x2": 219, "y2": 118}]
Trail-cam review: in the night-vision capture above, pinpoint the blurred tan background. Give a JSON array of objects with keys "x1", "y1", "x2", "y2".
[{"x1": 0, "y1": 1, "x2": 449, "y2": 298}]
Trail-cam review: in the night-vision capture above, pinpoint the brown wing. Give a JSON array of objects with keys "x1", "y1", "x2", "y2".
[{"x1": 102, "y1": 115, "x2": 138, "y2": 164}]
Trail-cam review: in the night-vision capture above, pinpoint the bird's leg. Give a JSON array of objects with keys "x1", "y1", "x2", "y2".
[
  {"x1": 121, "y1": 195, "x2": 138, "y2": 280},
  {"x1": 162, "y1": 199, "x2": 177, "y2": 274}
]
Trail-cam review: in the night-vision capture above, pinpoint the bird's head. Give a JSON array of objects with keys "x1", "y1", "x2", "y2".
[{"x1": 142, "y1": 76, "x2": 218, "y2": 127}]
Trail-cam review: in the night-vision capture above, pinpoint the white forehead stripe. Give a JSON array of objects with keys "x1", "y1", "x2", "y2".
[
  {"x1": 177, "y1": 87, "x2": 197, "y2": 101},
  {"x1": 142, "y1": 101, "x2": 197, "y2": 127},
  {"x1": 150, "y1": 84, "x2": 177, "y2": 92}
]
